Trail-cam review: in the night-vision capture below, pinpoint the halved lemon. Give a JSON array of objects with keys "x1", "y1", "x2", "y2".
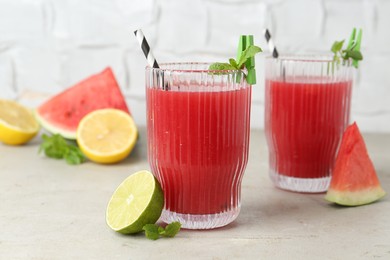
[
  {"x1": 106, "y1": 170, "x2": 164, "y2": 234},
  {"x1": 0, "y1": 99, "x2": 39, "y2": 145},
  {"x1": 76, "y1": 109, "x2": 137, "y2": 164}
]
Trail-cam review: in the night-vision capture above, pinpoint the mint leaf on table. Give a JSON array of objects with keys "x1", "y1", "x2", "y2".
[
  {"x1": 160, "y1": 222, "x2": 181, "y2": 237},
  {"x1": 39, "y1": 134, "x2": 67, "y2": 159},
  {"x1": 143, "y1": 224, "x2": 160, "y2": 240},
  {"x1": 64, "y1": 145, "x2": 86, "y2": 165},
  {"x1": 39, "y1": 134, "x2": 86, "y2": 165},
  {"x1": 143, "y1": 222, "x2": 181, "y2": 240}
]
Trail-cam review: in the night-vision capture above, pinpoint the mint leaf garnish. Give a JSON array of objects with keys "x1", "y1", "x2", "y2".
[
  {"x1": 143, "y1": 224, "x2": 160, "y2": 240},
  {"x1": 229, "y1": 58, "x2": 238, "y2": 68},
  {"x1": 143, "y1": 222, "x2": 181, "y2": 240},
  {"x1": 344, "y1": 50, "x2": 363, "y2": 61},
  {"x1": 237, "y1": 45, "x2": 262, "y2": 69},
  {"x1": 208, "y1": 62, "x2": 236, "y2": 72},
  {"x1": 39, "y1": 134, "x2": 86, "y2": 165},
  {"x1": 331, "y1": 28, "x2": 363, "y2": 68},
  {"x1": 331, "y1": 40, "x2": 344, "y2": 54},
  {"x1": 208, "y1": 45, "x2": 262, "y2": 83}
]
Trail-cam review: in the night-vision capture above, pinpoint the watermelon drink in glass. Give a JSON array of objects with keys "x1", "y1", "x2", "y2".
[
  {"x1": 265, "y1": 55, "x2": 353, "y2": 193},
  {"x1": 146, "y1": 62, "x2": 251, "y2": 229}
]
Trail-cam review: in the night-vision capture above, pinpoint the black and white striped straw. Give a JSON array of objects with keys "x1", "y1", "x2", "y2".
[
  {"x1": 134, "y1": 29, "x2": 159, "y2": 68},
  {"x1": 264, "y1": 29, "x2": 279, "y2": 58}
]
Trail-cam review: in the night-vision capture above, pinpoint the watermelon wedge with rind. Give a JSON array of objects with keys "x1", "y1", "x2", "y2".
[
  {"x1": 325, "y1": 122, "x2": 386, "y2": 206},
  {"x1": 36, "y1": 68, "x2": 130, "y2": 139}
]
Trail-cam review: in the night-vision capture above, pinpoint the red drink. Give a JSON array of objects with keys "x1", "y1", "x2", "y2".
[
  {"x1": 265, "y1": 78, "x2": 352, "y2": 177},
  {"x1": 265, "y1": 56, "x2": 353, "y2": 192},
  {"x1": 146, "y1": 63, "x2": 251, "y2": 229}
]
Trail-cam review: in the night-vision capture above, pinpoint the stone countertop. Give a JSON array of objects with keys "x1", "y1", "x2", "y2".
[{"x1": 0, "y1": 127, "x2": 389, "y2": 259}]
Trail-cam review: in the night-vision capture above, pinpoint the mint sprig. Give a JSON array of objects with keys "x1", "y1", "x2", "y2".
[
  {"x1": 331, "y1": 28, "x2": 363, "y2": 69},
  {"x1": 208, "y1": 45, "x2": 262, "y2": 81},
  {"x1": 237, "y1": 45, "x2": 262, "y2": 68},
  {"x1": 143, "y1": 222, "x2": 181, "y2": 240},
  {"x1": 208, "y1": 62, "x2": 236, "y2": 71},
  {"x1": 39, "y1": 134, "x2": 86, "y2": 165}
]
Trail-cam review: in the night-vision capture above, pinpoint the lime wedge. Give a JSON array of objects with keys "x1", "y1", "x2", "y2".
[{"x1": 106, "y1": 170, "x2": 164, "y2": 234}]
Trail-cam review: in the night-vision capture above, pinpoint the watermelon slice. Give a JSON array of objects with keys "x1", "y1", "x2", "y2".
[
  {"x1": 36, "y1": 68, "x2": 130, "y2": 139},
  {"x1": 325, "y1": 122, "x2": 386, "y2": 206}
]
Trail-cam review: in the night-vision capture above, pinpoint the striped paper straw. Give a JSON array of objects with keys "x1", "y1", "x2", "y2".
[
  {"x1": 264, "y1": 29, "x2": 279, "y2": 58},
  {"x1": 134, "y1": 29, "x2": 159, "y2": 68}
]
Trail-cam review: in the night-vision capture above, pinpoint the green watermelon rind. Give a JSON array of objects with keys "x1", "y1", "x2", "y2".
[
  {"x1": 325, "y1": 187, "x2": 386, "y2": 206},
  {"x1": 325, "y1": 122, "x2": 386, "y2": 207},
  {"x1": 34, "y1": 110, "x2": 76, "y2": 139}
]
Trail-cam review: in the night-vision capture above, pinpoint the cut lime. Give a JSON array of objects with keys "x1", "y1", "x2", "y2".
[{"x1": 106, "y1": 170, "x2": 164, "y2": 234}]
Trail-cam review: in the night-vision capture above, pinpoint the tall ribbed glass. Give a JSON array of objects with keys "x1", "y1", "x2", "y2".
[
  {"x1": 146, "y1": 63, "x2": 252, "y2": 229},
  {"x1": 265, "y1": 55, "x2": 353, "y2": 193}
]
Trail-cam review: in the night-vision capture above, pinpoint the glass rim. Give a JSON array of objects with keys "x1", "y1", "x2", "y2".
[
  {"x1": 266, "y1": 53, "x2": 352, "y2": 65},
  {"x1": 145, "y1": 62, "x2": 243, "y2": 73}
]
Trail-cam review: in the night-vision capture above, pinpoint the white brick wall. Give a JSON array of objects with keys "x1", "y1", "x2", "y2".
[{"x1": 0, "y1": 0, "x2": 389, "y2": 132}]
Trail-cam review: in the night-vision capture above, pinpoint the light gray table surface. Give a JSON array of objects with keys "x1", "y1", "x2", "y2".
[{"x1": 0, "y1": 127, "x2": 389, "y2": 260}]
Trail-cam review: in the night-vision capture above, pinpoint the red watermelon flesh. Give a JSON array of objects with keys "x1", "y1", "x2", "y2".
[
  {"x1": 36, "y1": 67, "x2": 130, "y2": 139},
  {"x1": 325, "y1": 122, "x2": 386, "y2": 206}
]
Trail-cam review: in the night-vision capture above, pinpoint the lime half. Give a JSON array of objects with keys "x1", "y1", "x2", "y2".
[{"x1": 106, "y1": 170, "x2": 164, "y2": 234}]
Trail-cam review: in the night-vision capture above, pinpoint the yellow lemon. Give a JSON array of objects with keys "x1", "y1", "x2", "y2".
[
  {"x1": 76, "y1": 109, "x2": 137, "y2": 164},
  {"x1": 0, "y1": 99, "x2": 39, "y2": 145}
]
